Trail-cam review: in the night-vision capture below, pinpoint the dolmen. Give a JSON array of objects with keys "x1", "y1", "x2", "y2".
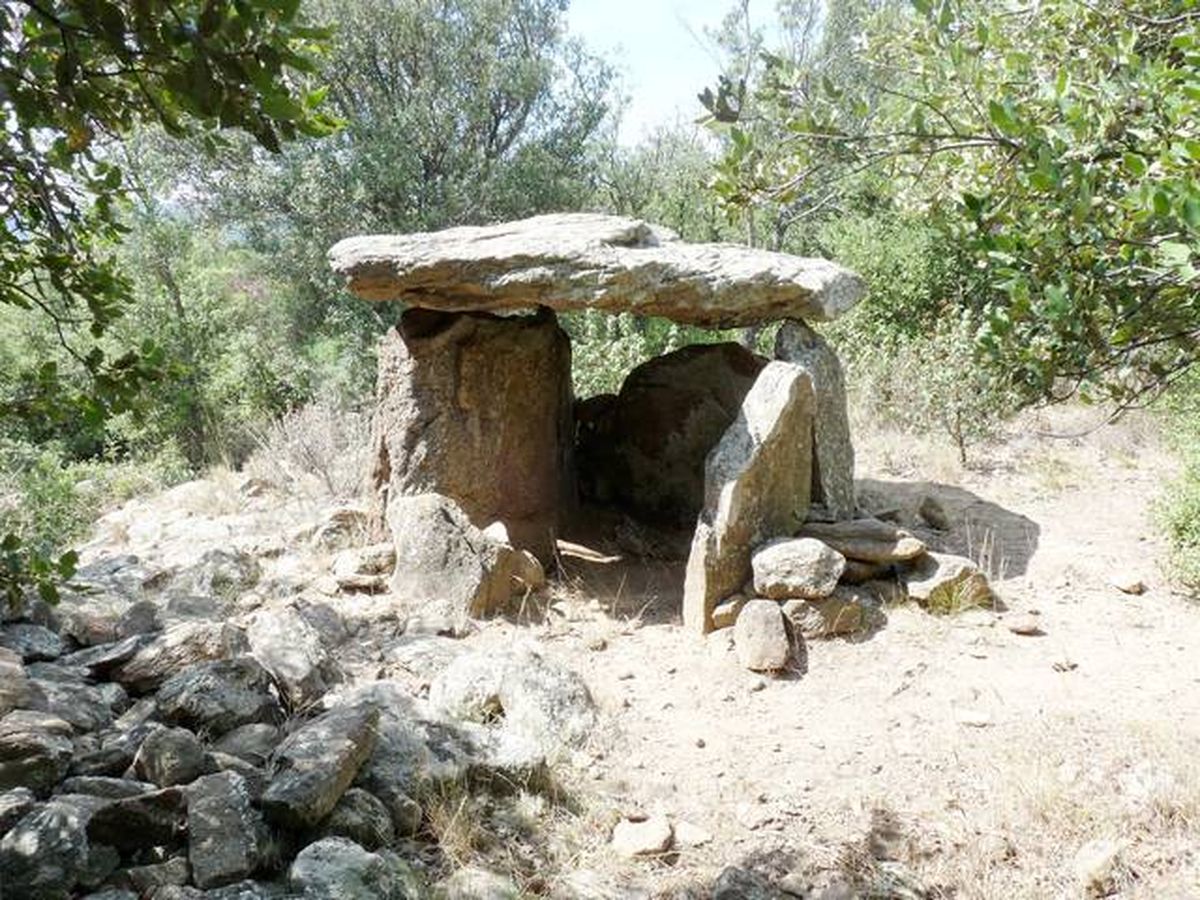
[{"x1": 329, "y1": 213, "x2": 867, "y2": 633}]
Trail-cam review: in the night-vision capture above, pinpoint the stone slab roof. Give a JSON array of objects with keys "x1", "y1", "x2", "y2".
[{"x1": 329, "y1": 213, "x2": 865, "y2": 328}]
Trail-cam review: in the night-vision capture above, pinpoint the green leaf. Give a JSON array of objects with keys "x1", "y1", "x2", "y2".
[{"x1": 987, "y1": 100, "x2": 1020, "y2": 137}]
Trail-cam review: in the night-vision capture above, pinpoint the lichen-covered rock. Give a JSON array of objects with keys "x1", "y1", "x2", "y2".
[
  {"x1": 372, "y1": 306, "x2": 573, "y2": 562},
  {"x1": 0, "y1": 800, "x2": 90, "y2": 900},
  {"x1": 428, "y1": 646, "x2": 596, "y2": 756},
  {"x1": 58, "y1": 776, "x2": 158, "y2": 799},
  {"x1": 577, "y1": 343, "x2": 767, "y2": 525},
  {"x1": 330, "y1": 213, "x2": 865, "y2": 328},
  {"x1": 782, "y1": 585, "x2": 880, "y2": 639},
  {"x1": 0, "y1": 647, "x2": 28, "y2": 717},
  {"x1": 156, "y1": 656, "x2": 282, "y2": 737},
  {"x1": 261, "y1": 704, "x2": 379, "y2": 830},
  {"x1": 432, "y1": 867, "x2": 521, "y2": 899},
  {"x1": 288, "y1": 837, "x2": 422, "y2": 899},
  {"x1": 0, "y1": 710, "x2": 73, "y2": 793},
  {"x1": 319, "y1": 788, "x2": 394, "y2": 851},
  {"x1": 212, "y1": 723, "x2": 280, "y2": 767},
  {"x1": 775, "y1": 320, "x2": 856, "y2": 521},
  {"x1": 133, "y1": 726, "x2": 207, "y2": 787},
  {"x1": 111, "y1": 623, "x2": 249, "y2": 694},
  {"x1": 85, "y1": 786, "x2": 188, "y2": 852},
  {"x1": 26, "y1": 678, "x2": 127, "y2": 732},
  {"x1": 751, "y1": 537, "x2": 845, "y2": 600},
  {"x1": 0, "y1": 787, "x2": 36, "y2": 838},
  {"x1": 188, "y1": 771, "x2": 266, "y2": 889},
  {"x1": 0, "y1": 623, "x2": 68, "y2": 662},
  {"x1": 684, "y1": 363, "x2": 815, "y2": 633},
  {"x1": 244, "y1": 605, "x2": 336, "y2": 708}
]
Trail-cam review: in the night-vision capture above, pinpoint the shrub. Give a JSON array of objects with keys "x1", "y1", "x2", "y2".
[
  {"x1": 1157, "y1": 377, "x2": 1200, "y2": 593},
  {"x1": 245, "y1": 401, "x2": 371, "y2": 500}
]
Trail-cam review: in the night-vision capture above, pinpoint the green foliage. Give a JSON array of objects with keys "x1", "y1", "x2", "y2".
[
  {"x1": 1, "y1": 0, "x2": 335, "y2": 606},
  {"x1": 711, "y1": 0, "x2": 1200, "y2": 407}
]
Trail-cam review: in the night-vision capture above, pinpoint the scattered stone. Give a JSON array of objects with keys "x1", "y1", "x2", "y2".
[
  {"x1": 387, "y1": 493, "x2": 534, "y2": 627},
  {"x1": 311, "y1": 505, "x2": 373, "y2": 550},
  {"x1": 576, "y1": 342, "x2": 767, "y2": 524},
  {"x1": 86, "y1": 786, "x2": 188, "y2": 852},
  {"x1": 1007, "y1": 614, "x2": 1044, "y2": 636},
  {"x1": 373, "y1": 306, "x2": 572, "y2": 562},
  {"x1": 262, "y1": 703, "x2": 380, "y2": 830},
  {"x1": 188, "y1": 771, "x2": 266, "y2": 889},
  {"x1": 918, "y1": 495, "x2": 951, "y2": 531},
  {"x1": 0, "y1": 800, "x2": 89, "y2": 899},
  {"x1": 245, "y1": 604, "x2": 335, "y2": 708},
  {"x1": 751, "y1": 537, "x2": 845, "y2": 600},
  {"x1": 213, "y1": 723, "x2": 280, "y2": 767},
  {"x1": 1073, "y1": 838, "x2": 1124, "y2": 895},
  {"x1": 903, "y1": 552, "x2": 993, "y2": 613},
  {"x1": 711, "y1": 595, "x2": 748, "y2": 631},
  {"x1": 332, "y1": 544, "x2": 395, "y2": 580},
  {"x1": 134, "y1": 726, "x2": 207, "y2": 787},
  {"x1": 428, "y1": 646, "x2": 596, "y2": 755},
  {"x1": 169, "y1": 548, "x2": 260, "y2": 598},
  {"x1": 330, "y1": 213, "x2": 865, "y2": 328},
  {"x1": 734, "y1": 600, "x2": 795, "y2": 672},
  {"x1": 684, "y1": 363, "x2": 815, "y2": 632},
  {"x1": 0, "y1": 787, "x2": 36, "y2": 837},
  {"x1": 0, "y1": 623, "x2": 68, "y2": 662},
  {"x1": 798, "y1": 518, "x2": 926, "y2": 564},
  {"x1": 320, "y1": 787, "x2": 394, "y2": 851},
  {"x1": 611, "y1": 815, "x2": 673, "y2": 857},
  {"x1": 288, "y1": 837, "x2": 421, "y2": 899},
  {"x1": 432, "y1": 867, "x2": 520, "y2": 900},
  {"x1": 157, "y1": 656, "x2": 282, "y2": 737},
  {"x1": 712, "y1": 866, "x2": 785, "y2": 900},
  {"x1": 0, "y1": 647, "x2": 28, "y2": 717},
  {"x1": 58, "y1": 635, "x2": 154, "y2": 681},
  {"x1": 775, "y1": 319, "x2": 856, "y2": 521},
  {"x1": 955, "y1": 708, "x2": 993, "y2": 728},
  {"x1": 782, "y1": 585, "x2": 878, "y2": 639},
  {"x1": 0, "y1": 709, "x2": 74, "y2": 793},
  {"x1": 111, "y1": 622, "x2": 249, "y2": 694}
]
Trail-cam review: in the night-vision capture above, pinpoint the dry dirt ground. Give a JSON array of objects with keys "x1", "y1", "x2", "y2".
[{"x1": 462, "y1": 409, "x2": 1200, "y2": 899}]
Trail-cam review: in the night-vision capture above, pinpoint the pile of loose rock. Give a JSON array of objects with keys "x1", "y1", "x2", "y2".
[
  {"x1": 716, "y1": 514, "x2": 994, "y2": 672},
  {"x1": 0, "y1": 526, "x2": 594, "y2": 899}
]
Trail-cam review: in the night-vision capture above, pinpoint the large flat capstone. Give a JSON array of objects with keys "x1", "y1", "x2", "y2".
[{"x1": 330, "y1": 213, "x2": 865, "y2": 328}]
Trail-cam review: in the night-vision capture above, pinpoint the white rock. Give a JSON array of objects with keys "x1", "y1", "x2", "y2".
[{"x1": 611, "y1": 815, "x2": 673, "y2": 857}]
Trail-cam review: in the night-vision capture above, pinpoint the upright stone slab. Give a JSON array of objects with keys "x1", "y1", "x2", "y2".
[
  {"x1": 775, "y1": 319, "x2": 855, "y2": 521},
  {"x1": 371, "y1": 306, "x2": 573, "y2": 562},
  {"x1": 683, "y1": 362, "x2": 815, "y2": 633}
]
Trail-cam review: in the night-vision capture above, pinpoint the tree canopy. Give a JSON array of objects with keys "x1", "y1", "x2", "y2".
[
  {"x1": 1, "y1": 0, "x2": 336, "y2": 605},
  {"x1": 709, "y1": 0, "x2": 1200, "y2": 407}
]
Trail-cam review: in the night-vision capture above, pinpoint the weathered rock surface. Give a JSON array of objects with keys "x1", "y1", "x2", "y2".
[
  {"x1": 782, "y1": 585, "x2": 880, "y2": 639},
  {"x1": 798, "y1": 518, "x2": 926, "y2": 564},
  {"x1": 775, "y1": 320, "x2": 856, "y2": 520},
  {"x1": 244, "y1": 605, "x2": 335, "y2": 708},
  {"x1": 611, "y1": 815, "x2": 674, "y2": 858},
  {"x1": 212, "y1": 723, "x2": 280, "y2": 767},
  {"x1": 752, "y1": 537, "x2": 845, "y2": 600},
  {"x1": 388, "y1": 493, "x2": 534, "y2": 627},
  {"x1": 0, "y1": 623, "x2": 68, "y2": 661},
  {"x1": 156, "y1": 657, "x2": 282, "y2": 737},
  {"x1": 684, "y1": 363, "x2": 815, "y2": 632},
  {"x1": 372, "y1": 306, "x2": 573, "y2": 561},
  {"x1": 577, "y1": 343, "x2": 767, "y2": 524},
  {"x1": 320, "y1": 787, "x2": 394, "y2": 851},
  {"x1": 0, "y1": 709, "x2": 73, "y2": 793},
  {"x1": 903, "y1": 552, "x2": 993, "y2": 611},
  {"x1": 112, "y1": 623, "x2": 249, "y2": 694},
  {"x1": 432, "y1": 867, "x2": 521, "y2": 899},
  {"x1": 86, "y1": 787, "x2": 188, "y2": 852},
  {"x1": 330, "y1": 213, "x2": 865, "y2": 328},
  {"x1": 134, "y1": 726, "x2": 207, "y2": 787},
  {"x1": 262, "y1": 704, "x2": 379, "y2": 830},
  {"x1": 0, "y1": 647, "x2": 28, "y2": 717},
  {"x1": 58, "y1": 776, "x2": 158, "y2": 799},
  {"x1": 188, "y1": 771, "x2": 266, "y2": 889},
  {"x1": 428, "y1": 646, "x2": 596, "y2": 756},
  {"x1": 734, "y1": 600, "x2": 796, "y2": 671},
  {"x1": 0, "y1": 799, "x2": 90, "y2": 899},
  {"x1": 288, "y1": 837, "x2": 420, "y2": 899},
  {"x1": 26, "y1": 678, "x2": 126, "y2": 732},
  {"x1": 0, "y1": 786, "x2": 36, "y2": 837}
]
